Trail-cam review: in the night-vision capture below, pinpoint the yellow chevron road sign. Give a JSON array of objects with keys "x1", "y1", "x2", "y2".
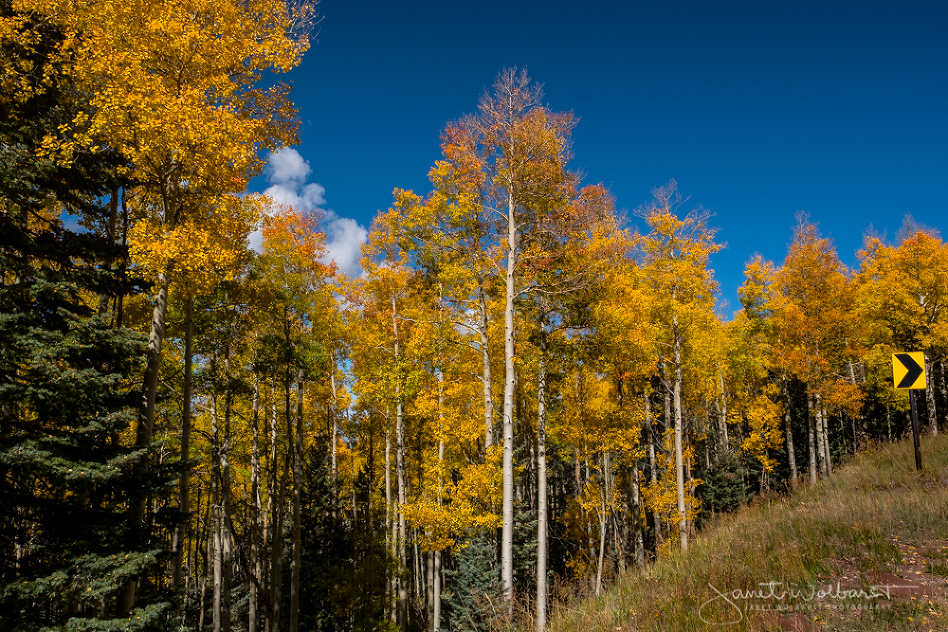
[{"x1": 892, "y1": 352, "x2": 926, "y2": 390}]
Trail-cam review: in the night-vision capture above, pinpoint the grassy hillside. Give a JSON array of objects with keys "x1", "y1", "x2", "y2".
[{"x1": 547, "y1": 435, "x2": 948, "y2": 631}]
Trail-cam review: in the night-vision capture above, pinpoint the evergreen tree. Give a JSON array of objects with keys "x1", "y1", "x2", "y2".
[
  {"x1": 296, "y1": 435, "x2": 353, "y2": 632},
  {"x1": 0, "y1": 3, "x2": 172, "y2": 629},
  {"x1": 694, "y1": 455, "x2": 752, "y2": 529},
  {"x1": 441, "y1": 531, "x2": 502, "y2": 632},
  {"x1": 348, "y1": 467, "x2": 394, "y2": 631}
]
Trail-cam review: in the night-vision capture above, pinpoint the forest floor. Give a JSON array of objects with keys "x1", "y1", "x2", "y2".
[{"x1": 545, "y1": 434, "x2": 948, "y2": 631}]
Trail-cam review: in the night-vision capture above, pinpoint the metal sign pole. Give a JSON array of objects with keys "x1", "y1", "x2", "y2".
[{"x1": 910, "y1": 389, "x2": 922, "y2": 471}]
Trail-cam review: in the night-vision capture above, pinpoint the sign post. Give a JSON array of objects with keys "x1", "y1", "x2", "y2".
[{"x1": 892, "y1": 352, "x2": 926, "y2": 471}]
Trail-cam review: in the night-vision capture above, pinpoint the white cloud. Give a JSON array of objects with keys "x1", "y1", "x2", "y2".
[
  {"x1": 323, "y1": 213, "x2": 368, "y2": 278},
  {"x1": 251, "y1": 147, "x2": 367, "y2": 277},
  {"x1": 263, "y1": 181, "x2": 326, "y2": 213},
  {"x1": 262, "y1": 147, "x2": 326, "y2": 212},
  {"x1": 265, "y1": 147, "x2": 312, "y2": 185}
]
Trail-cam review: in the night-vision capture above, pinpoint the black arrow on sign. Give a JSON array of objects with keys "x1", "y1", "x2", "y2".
[{"x1": 895, "y1": 353, "x2": 924, "y2": 388}]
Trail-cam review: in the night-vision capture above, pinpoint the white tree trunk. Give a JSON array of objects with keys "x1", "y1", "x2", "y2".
[
  {"x1": 716, "y1": 362, "x2": 728, "y2": 452},
  {"x1": 631, "y1": 462, "x2": 645, "y2": 567},
  {"x1": 289, "y1": 370, "x2": 303, "y2": 632},
  {"x1": 814, "y1": 394, "x2": 827, "y2": 477},
  {"x1": 782, "y1": 381, "x2": 797, "y2": 484},
  {"x1": 478, "y1": 280, "x2": 494, "y2": 451},
  {"x1": 392, "y1": 294, "x2": 408, "y2": 628},
  {"x1": 820, "y1": 399, "x2": 832, "y2": 476},
  {"x1": 501, "y1": 192, "x2": 517, "y2": 602},
  {"x1": 433, "y1": 375, "x2": 446, "y2": 632},
  {"x1": 264, "y1": 378, "x2": 278, "y2": 632},
  {"x1": 645, "y1": 394, "x2": 662, "y2": 552},
  {"x1": 433, "y1": 550, "x2": 442, "y2": 631},
  {"x1": 595, "y1": 451, "x2": 611, "y2": 596},
  {"x1": 926, "y1": 354, "x2": 938, "y2": 436},
  {"x1": 330, "y1": 354, "x2": 338, "y2": 484},
  {"x1": 673, "y1": 317, "x2": 688, "y2": 552},
  {"x1": 536, "y1": 336, "x2": 548, "y2": 632},
  {"x1": 249, "y1": 373, "x2": 261, "y2": 632},
  {"x1": 385, "y1": 407, "x2": 395, "y2": 623},
  {"x1": 221, "y1": 348, "x2": 233, "y2": 632},
  {"x1": 211, "y1": 385, "x2": 222, "y2": 632},
  {"x1": 807, "y1": 394, "x2": 818, "y2": 485}
]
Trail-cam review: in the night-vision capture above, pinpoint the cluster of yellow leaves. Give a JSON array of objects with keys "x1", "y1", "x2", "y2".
[
  {"x1": 23, "y1": 0, "x2": 308, "y2": 181},
  {"x1": 129, "y1": 194, "x2": 261, "y2": 290},
  {"x1": 402, "y1": 457, "x2": 503, "y2": 551},
  {"x1": 856, "y1": 230, "x2": 948, "y2": 392},
  {"x1": 736, "y1": 388, "x2": 784, "y2": 472},
  {"x1": 555, "y1": 366, "x2": 644, "y2": 460},
  {"x1": 640, "y1": 430, "x2": 701, "y2": 555}
]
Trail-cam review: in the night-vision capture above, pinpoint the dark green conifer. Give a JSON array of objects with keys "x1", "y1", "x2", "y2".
[
  {"x1": 295, "y1": 435, "x2": 393, "y2": 632},
  {"x1": 441, "y1": 530, "x2": 502, "y2": 632},
  {"x1": 0, "y1": 3, "x2": 172, "y2": 629}
]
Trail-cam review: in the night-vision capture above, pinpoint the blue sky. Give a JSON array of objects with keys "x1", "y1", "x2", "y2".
[{"x1": 256, "y1": 0, "x2": 948, "y2": 313}]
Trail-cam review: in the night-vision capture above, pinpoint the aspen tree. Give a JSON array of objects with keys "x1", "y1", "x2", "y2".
[
  {"x1": 771, "y1": 217, "x2": 861, "y2": 484},
  {"x1": 856, "y1": 225, "x2": 948, "y2": 435},
  {"x1": 386, "y1": 69, "x2": 582, "y2": 603},
  {"x1": 637, "y1": 182, "x2": 721, "y2": 553}
]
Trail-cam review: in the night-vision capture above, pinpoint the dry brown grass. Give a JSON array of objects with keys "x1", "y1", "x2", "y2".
[{"x1": 541, "y1": 435, "x2": 948, "y2": 631}]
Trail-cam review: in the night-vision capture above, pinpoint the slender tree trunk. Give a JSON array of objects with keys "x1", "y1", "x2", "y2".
[
  {"x1": 269, "y1": 467, "x2": 286, "y2": 632},
  {"x1": 478, "y1": 280, "x2": 494, "y2": 451},
  {"x1": 264, "y1": 377, "x2": 278, "y2": 632},
  {"x1": 413, "y1": 535, "x2": 422, "y2": 605},
  {"x1": 173, "y1": 296, "x2": 193, "y2": 587},
  {"x1": 385, "y1": 408, "x2": 396, "y2": 623},
  {"x1": 271, "y1": 353, "x2": 294, "y2": 632},
  {"x1": 814, "y1": 394, "x2": 827, "y2": 477},
  {"x1": 645, "y1": 394, "x2": 662, "y2": 552},
  {"x1": 433, "y1": 550, "x2": 442, "y2": 632},
  {"x1": 618, "y1": 441, "x2": 630, "y2": 576},
  {"x1": 290, "y1": 370, "x2": 304, "y2": 632},
  {"x1": 672, "y1": 317, "x2": 688, "y2": 552},
  {"x1": 535, "y1": 331, "x2": 548, "y2": 632},
  {"x1": 330, "y1": 354, "x2": 338, "y2": 485},
  {"x1": 782, "y1": 381, "x2": 797, "y2": 484},
  {"x1": 137, "y1": 268, "x2": 171, "y2": 447},
  {"x1": 821, "y1": 399, "x2": 832, "y2": 476},
  {"x1": 595, "y1": 451, "x2": 611, "y2": 596},
  {"x1": 392, "y1": 294, "x2": 409, "y2": 629},
  {"x1": 212, "y1": 382, "x2": 222, "y2": 632},
  {"x1": 222, "y1": 347, "x2": 233, "y2": 632},
  {"x1": 200, "y1": 503, "x2": 211, "y2": 632},
  {"x1": 939, "y1": 360, "x2": 947, "y2": 429},
  {"x1": 426, "y1": 546, "x2": 435, "y2": 624},
  {"x1": 119, "y1": 268, "x2": 171, "y2": 614},
  {"x1": 663, "y1": 372, "x2": 671, "y2": 432},
  {"x1": 807, "y1": 394, "x2": 818, "y2": 485},
  {"x1": 926, "y1": 354, "x2": 938, "y2": 436},
  {"x1": 886, "y1": 404, "x2": 893, "y2": 442},
  {"x1": 716, "y1": 362, "x2": 728, "y2": 453},
  {"x1": 848, "y1": 361, "x2": 862, "y2": 450},
  {"x1": 584, "y1": 456, "x2": 595, "y2": 585},
  {"x1": 631, "y1": 462, "x2": 645, "y2": 567},
  {"x1": 250, "y1": 373, "x2": 261, "y2": 632},
  {"x1": 501, "y1": 192, "x2": 518, "y2": 603},
  {"x1": 432, "y1": 373, "x2": 446, "y2": 632}
]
